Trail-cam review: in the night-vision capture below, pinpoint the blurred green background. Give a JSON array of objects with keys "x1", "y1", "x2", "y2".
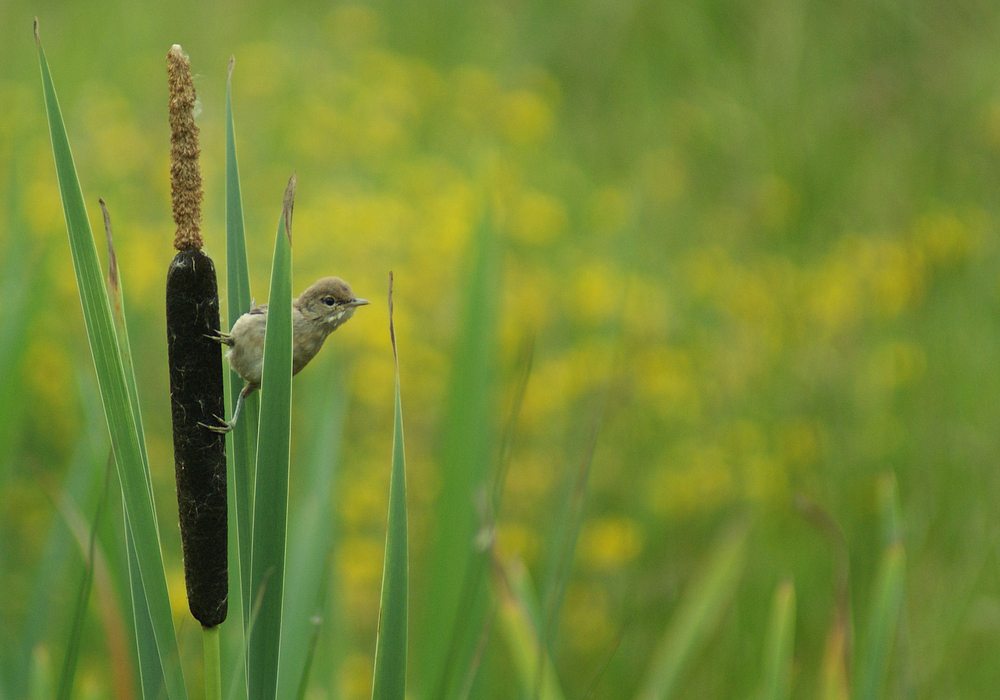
[{"x1": 3, "y1": 0, "x2": 1000, "y2": 697}]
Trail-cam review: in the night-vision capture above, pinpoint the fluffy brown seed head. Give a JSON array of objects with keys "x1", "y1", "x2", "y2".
[{"x1": 167, "y1": 44, "x2": 203, "y2": 251}]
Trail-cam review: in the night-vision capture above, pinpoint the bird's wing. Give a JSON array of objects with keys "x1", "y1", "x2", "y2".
[{"x1": 247, "y1": 303, "x2": 267, "y2": 315}]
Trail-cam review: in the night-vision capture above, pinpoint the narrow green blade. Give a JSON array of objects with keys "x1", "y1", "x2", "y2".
[
  {"x1": 35, "y1": 23, "x2": 186, "y2": 700},
  {"x1": 247, "y1": 176, "x2": 296, "y2": 700},
  {"x1": 635, "y1": 524, "x2": 748, "y2": 700},
  {"x1": 760, "y1": 580, "x2": 796, "y2": 700},
  {"x1": 540, "y1": 407, "x2": 603, "y2": 658},
  {"x1": 223, "y1": 56, "x2": 253, "y2": 700},
  {"x1": 54, "y1": 454, "x2": 112, "y2": 700},
  {"x1": 100, "y1": 201, "x2": 168, "y2": 698},
  {"x1": 371, "y1": 273, "x2": 409, "y2": 700},
  {"x1": 225, "y1": 55, "x2": 258, "y2": 643}
]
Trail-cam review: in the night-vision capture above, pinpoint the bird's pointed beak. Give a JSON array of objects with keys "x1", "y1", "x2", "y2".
[{"x1": 350, "y1": 298, "x2": 371, "y2": 307}]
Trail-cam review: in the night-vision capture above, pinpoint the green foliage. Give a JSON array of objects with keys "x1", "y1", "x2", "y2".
[
  {"x1": 416, "y1": 213, "x2": 498, "y2": 698},
  {"x1": 370, "y1": 276, "x2": 409, "y2": 700},
  {"x1": 246, "y1": 177, "x2": 295, "y2": 699},
  {"x1": 637, "y1": 525, "x2": 749, "y2": 700},
  {"x1": 9, "y1": 1, "x2": 1000, "y2": 698},
  {"x1": 760, "y1": 581, "x2": 795, "y2": 700},
  {"x1": 35, "y1": 25, "x2": 187, "y2": 700}
]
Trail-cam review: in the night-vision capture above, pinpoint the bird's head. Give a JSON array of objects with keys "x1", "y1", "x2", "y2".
[{"x1": 296, "y1": 276, "x2": 370, "y2": 331}]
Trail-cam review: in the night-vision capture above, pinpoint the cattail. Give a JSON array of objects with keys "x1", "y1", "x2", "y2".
[{"x1": 165, "y1": 44, "x2": 227, "y2": 628}]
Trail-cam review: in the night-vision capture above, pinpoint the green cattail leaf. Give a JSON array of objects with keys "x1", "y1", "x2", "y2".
[
  {"x1": 371, "y1": 273, "x2": 409, "y2": 700},
  {"x1": 103, "y1": 200, "x2": 170, "y2": 696},
  {"x1": 225, "y1": 55, "x2": 257, "y2": 643},
  {"x1": 760, "y1": 580, "x2": 796, "y2": 700},
  {"x1": 635, "y1": 523, "x2": 748, "y2": 700},
  {"x1": 35, "y1": 23, "x2": 187, "y2": 700},
  {"x1": 125, "y1": 510, "x2": 168, "y2": 699},
  {"x1": 247, "y1": 175, "x2": 296, "y2": 700}
]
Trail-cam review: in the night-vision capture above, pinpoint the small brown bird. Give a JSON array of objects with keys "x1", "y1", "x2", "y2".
[{"x1": 207, "y1": 276, "x2": 369, "y2": 432}]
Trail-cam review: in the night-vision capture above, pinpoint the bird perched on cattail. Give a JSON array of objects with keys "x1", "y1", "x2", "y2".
[{"x1": 208, "y1": 276, "x2": 369, "y2": 432}]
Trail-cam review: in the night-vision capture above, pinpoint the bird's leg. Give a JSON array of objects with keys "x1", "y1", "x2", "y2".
[
  {"x1": 206, "y1": 329, "x2": 235, "y2": 346},
  {"x1": 201, "y1": 381, "x2": 258, "y2": 433}
]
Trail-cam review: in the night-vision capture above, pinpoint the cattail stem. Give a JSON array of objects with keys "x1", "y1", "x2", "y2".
[
  {"x1": 166, "y1": 44, "x2": 228, "y2": 628},
  {"x1": 203, "y1": 625, "x2": 222, "y2": 700}
]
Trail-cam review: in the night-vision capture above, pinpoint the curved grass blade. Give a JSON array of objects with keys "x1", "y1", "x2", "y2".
[
  {"x1": 635, "y1": 523, "x2": 748, "y2": 700},
  {"x1": 855, "y1": 544, "x2": 905, "y2": 700},
  {"x1": 797, "y1": 496, "x2": 852, "y2": 700},
  {"x1": 371, "y1": 272, "x2": 409, "y2": 700},
  {"x1": 55, "y1": 459, "x2": 112, "y2": 700},
  {"x1": 35, "y1": 21, "x2": 186, "y2": 699},
  {"x1": 247, "y1": 175, "x2": 296, "y2": 699},
  {"x1": 493, "y1": 556, "x2": 565, "y2": 700},
  {"x1": 856, "y1": 475, "x2": 907, "y2": 700},
  {"x1": 760, "y1": 579, "x2": 796, "y2": 700}
]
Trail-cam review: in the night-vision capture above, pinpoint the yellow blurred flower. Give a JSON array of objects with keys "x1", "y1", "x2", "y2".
[
  {"x1": 566, "y1": 261, "x2": 620, "y2": 326},
  {"x1": 341, "y1": 651, "x2": 375, "y2": 700},
  {"x1": 578, "y1": 516, "x2": 644, "y2": 571},
  {"x1": 341, "y1": 477, "x2": 390, "y2": 529},
  {"x1": 865, "y1": 238, "x2": 924, "y2": 318},
  {"x1": 913, "y1": 210, "x2": 972, "y2": 267},
  {"x1": 808, "y1": 253, "x2": 863, "y2": 336},
  {"x1": 499, "y1": 89, "x2": 554, "y2": 146},
  {"x1": 167, "y1": 568, "x2": 188, "y2": 622},
  {"x1": 338, "y1": 535, "x2": 384, "y2": 616}
]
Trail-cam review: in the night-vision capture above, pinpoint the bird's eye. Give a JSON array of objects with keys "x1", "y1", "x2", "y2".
[{"x1": 322, "y1": 296, "x2": 336, "y2": 306}]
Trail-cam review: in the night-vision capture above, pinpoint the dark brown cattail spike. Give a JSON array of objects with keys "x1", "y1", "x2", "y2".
[{"x1": 165, "y1": 44, "x2": 227, "y2": 628}]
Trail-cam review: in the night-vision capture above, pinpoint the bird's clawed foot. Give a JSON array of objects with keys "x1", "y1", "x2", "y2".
[
  {"x1": 200, "y1": 415, "x2": 235, "y2": 433},
  {"x1": 206, "y1": 330, "x2": 235, "y2": 346}
]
